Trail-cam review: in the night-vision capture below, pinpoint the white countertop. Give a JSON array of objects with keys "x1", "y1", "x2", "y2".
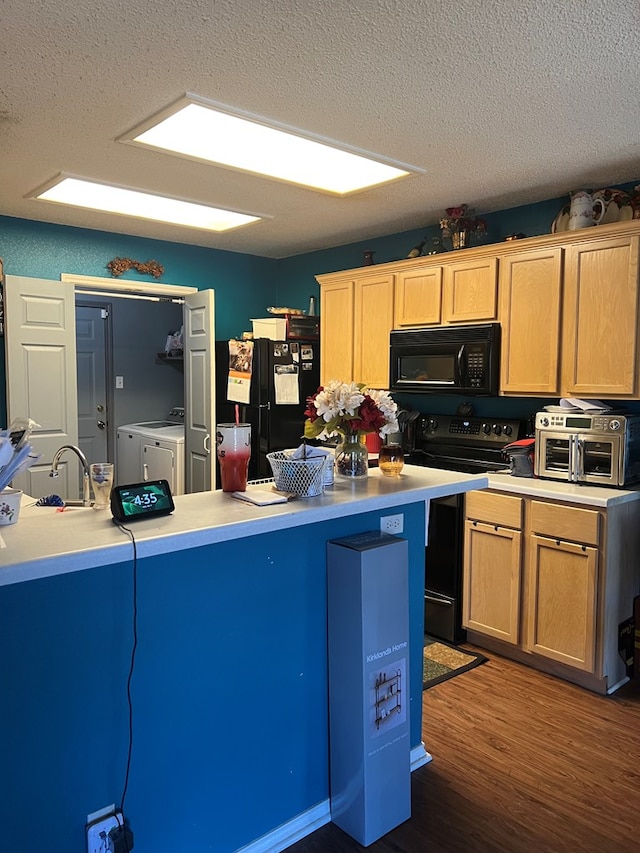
[
  {"x1": 482, "y1": 471, "x2": 640, "y2": 507},
  {"x1": 0, "y1": 466, "x2": 487, "y2": 587}
]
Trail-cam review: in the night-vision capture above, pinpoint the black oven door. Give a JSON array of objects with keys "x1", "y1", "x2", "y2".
[{"x1": 425, "y1": 493, "x2": 466, "y2": 643}]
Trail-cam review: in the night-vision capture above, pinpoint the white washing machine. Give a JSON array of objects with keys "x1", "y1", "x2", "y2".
[{"x1": 116, "y1": 416, "x2": 185, "y2": 495}]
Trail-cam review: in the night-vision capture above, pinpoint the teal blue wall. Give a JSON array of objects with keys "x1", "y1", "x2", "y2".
[
  {"x1": 0, "y1": 216, "x2": 278, "y2": 341},
  {"x1": 275, "y1": 184, "x2": 640, "y2": 314},
  {"x1": 3, "y1": 180, "x2": 640, "y2": 433},
  {"x1": 0, "y1": 500, "x2": 425, "y2": 853}
]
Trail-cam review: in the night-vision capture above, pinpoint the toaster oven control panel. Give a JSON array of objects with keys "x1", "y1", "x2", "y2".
[{"x1": 535, "y1": 412, "x2": 631, "y2": 433}]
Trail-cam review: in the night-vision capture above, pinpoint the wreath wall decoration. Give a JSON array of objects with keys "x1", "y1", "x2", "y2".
[{"x1": 107, "y1": 257, "x2": 164, "y2": 278}]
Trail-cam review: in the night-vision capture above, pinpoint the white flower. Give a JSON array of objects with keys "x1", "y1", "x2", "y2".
[
  {"x1": 305, "y1": 379, "x2": 400, "y2": 440},
  {"x1": 314, "y1": 381, "x2": 364, "y2": 422},
  {"x1": 368, "y1": 389, "x2": 400, "y2": 435}
]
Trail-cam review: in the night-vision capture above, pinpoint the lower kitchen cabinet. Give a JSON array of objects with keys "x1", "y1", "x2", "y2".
[
  {"x1": 525, "y1": 501, "x2": 598, "y2": 671},
  {"x1": 463, "y1": 491, "x2": 522, "y2": 644},
  {"x1": 463, "y1": 488, "x2": 640, "y2": 694}
]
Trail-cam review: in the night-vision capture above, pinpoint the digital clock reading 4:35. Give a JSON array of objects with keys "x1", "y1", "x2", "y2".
[{"x1": 110, "y1": 480, "x2": 175, "y2": 523}]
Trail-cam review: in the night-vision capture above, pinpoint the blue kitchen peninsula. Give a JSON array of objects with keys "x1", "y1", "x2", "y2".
[{"x1": 0, "y1": 466, "x2": 486, "y2": 853}]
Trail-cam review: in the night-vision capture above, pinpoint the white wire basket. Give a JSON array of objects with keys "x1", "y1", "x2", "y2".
[{"x1": 266, "y1": 450, "x2": 328, "y2": 498}]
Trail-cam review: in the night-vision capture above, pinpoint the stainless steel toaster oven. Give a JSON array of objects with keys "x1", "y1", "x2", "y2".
[{"x1": 535, "y1": 411, "x2": 640, "y2": 487}]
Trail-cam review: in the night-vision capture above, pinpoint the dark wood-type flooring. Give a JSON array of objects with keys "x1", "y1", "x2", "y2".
[{"x1": 285, "y1": 646, "x2": 640, "y2": 853}]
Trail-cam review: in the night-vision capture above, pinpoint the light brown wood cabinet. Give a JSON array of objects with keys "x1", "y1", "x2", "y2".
[
  {"x1": 499, "y1": 246, "x2": 563, "y2": 394},
  {"x1": 394, "y1": 265, "x2": 443, "y2": 326},
  {"x1": 318, "y1": 277, "x2": 355, "y2": 383},
  {"x1": 463, "y1": 488, "x2": 640, "y2": 693},
  {"x1": 562, "y1": 234, "x2": 640, "y2": 397},
  {"x1": 443, "y1": 256, "x2": 498, "y2": 323},
  {"x1": 499, "y1": 230, "x2": 640, "y2": 397},
  {"x1": 463, "y1": 490, "x2": 523, "y2": 645},
  {"x1": 525, "y1": 501, "x2": 599, "y2": 672},
  {"x1": 394, "y1": 255, "x2": 498, "y2": 327},
  {"x1": 317, "y1": 220, "x2": 640, "y2": 398},
  {"x1": 317, "y1": 270, "x2": 394, "y2": 388}
]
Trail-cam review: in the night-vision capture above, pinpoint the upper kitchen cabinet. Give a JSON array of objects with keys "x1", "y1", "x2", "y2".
[
  {"x1": 442, "y1": 256, "x2": 498, "y2": 324},
  {"x1": 316, "y1": 220, "x2": 640, "y2": 396},
  {"x1": 317, "y1": 270, "x2": 394, "y2": 388},
  {"x1": 394, "y1": 255, "x2": 498, "y2": 327},
  {"x1": 353, "y1": 272, "x2": 395, "y2": 388},
  {"x1": 318, "y1": 276, "x2": 355, "y2": 384},
  {"x1": 561, "y1": 233, "x2": 640, "y2": 397},
  {"x1": 394, "y1": 265, "x2": 443, "y2": 326},
  {"x1": 499, "y1": 246, "x2": 563, "y2": 395},
  {"x1": 499, "y1": 225, "x2": 640, "y2": 398}
]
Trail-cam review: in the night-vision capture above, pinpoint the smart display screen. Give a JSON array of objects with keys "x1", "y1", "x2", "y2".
[{"x1": 111, "y1": 480, "x2": 174, "y2": 521}]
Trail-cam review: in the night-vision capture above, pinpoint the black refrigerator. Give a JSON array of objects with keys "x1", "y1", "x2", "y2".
[{"x1": 215, "y1": 338, "x2": 321, "y2": 480}]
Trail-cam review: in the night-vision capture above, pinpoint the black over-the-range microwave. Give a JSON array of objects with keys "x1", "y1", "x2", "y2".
[{"x1": 389, "y1": 323, "x2": 501, "y2": 395}]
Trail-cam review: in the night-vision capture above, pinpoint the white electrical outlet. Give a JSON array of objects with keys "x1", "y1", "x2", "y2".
[
  {"x1": 380, "y1": 513, "x2": 404, "y2": 534},
  {"x1": 86, "y1": 811, "x2": 123, "y2": 853}
]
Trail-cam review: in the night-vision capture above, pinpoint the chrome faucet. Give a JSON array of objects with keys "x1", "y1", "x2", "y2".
[{"x1": 50, "y1": 444, "x2": 92, "y2": 507}]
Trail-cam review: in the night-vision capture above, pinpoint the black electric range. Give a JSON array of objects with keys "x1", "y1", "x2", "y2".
[
  {"x1": 408, "y1": 414, "x2": 525, "y2": 474},
  {"x1": 408, "y1": 414, "x2": 526, "y2": 644}
]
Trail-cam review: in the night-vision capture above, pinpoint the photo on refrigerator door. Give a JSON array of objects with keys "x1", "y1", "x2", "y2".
[{"x1": 371, "y1": 658, "x2": 406, "y2": 736}]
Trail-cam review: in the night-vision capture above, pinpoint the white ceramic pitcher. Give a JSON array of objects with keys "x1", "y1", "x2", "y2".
[{"x1": 568, "y1": 190, "x2": 606, "y2": 230}]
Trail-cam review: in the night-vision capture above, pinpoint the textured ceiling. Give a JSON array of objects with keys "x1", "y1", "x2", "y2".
[{"x1": 2, "y1": 0, "x2": 639, "y2": 258}]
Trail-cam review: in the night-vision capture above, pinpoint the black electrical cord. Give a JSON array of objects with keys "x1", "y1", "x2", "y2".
[{"x1": 115, "y1": 521, "x2": 138, "y2": 853}]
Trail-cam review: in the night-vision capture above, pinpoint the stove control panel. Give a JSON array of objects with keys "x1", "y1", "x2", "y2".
[{"x1": 416, "y1": 415, "x2": 523, "y2": 446}]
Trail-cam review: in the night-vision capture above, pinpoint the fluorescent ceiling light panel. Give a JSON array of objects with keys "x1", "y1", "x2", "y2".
[
  {"x1": 123, "y1": 98, "x2": 421, "y2": 194},
  {"x1": 33, "y1": 176, "x2": 264, "y2": 232}
]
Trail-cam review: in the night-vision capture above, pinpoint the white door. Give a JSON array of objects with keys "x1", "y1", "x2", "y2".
[
  {"x1": 4, "y1": 275, "x2": 79, "y2": 498},
  {"x1": 184, "y1": 290, "x2": 216, "y2": 492}
]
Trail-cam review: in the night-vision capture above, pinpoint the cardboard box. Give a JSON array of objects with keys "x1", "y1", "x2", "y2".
[
  {"x1": 251, "y1": 318, "x2": 286, "y2": 340},
  {"x1": 326, "y1": 532, "x2": 411, "y2": 847}
]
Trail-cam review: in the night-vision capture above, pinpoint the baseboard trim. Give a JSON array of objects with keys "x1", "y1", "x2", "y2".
[
  {"x1": 234, "y1": 800, "x2": 331, "y2": 853},
  {"x1": 236, "y1": 745, "x2": 432, "y2": 852},
  {"x1": 411, "y1": 741, "x2": 433, "y2": 770}
]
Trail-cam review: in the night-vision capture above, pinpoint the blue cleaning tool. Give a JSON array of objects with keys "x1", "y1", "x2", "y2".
[{"x1": 35, "y1": 494, "x2": 65, "y2": 507}]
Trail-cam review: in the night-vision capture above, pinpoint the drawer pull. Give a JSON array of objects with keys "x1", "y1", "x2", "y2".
[{"x1": 556, "y1": 539, "x2": 561, "y2": 546}]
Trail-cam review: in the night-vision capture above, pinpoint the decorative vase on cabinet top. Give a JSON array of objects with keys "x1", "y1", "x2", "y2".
[{"x1": 568, "y1": 190, "x2": 606, "y2": 230}]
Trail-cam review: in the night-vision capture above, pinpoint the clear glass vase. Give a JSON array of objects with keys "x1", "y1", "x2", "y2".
[{"x1": 335, "y1": 433, "x2": 369, "y2": 478}]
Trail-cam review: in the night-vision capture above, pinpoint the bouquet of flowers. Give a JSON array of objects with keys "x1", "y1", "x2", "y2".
[
  {"x1": 304, "y1": 380, "x2": 399, "y2": 440},
  {"x1": 440, "y1": 204, "x2": 487, "y2": 249}
]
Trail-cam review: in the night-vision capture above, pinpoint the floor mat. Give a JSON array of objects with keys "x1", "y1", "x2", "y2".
[{"x1": 423, "y1": 636, "x2": 488, "y2": 689}]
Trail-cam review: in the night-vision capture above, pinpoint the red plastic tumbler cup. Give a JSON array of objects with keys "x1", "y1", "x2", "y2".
[{"x1": 216, "y1": 423, "x2": 251, "y2": 492}]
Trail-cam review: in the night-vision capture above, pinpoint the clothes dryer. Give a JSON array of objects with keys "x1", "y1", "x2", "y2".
[{"x1": 116, "y1": 417, "x2": 185, "y2": 495}]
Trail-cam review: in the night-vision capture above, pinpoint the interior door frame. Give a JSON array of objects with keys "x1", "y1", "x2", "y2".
[
  {"x1": 63, "y1": 274, "x2": 201, "y2": 487},
  {"x1": 60, "y1": 273, "x2": 197, "y2": 301}
]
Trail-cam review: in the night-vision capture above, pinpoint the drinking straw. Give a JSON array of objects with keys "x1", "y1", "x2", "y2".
[{"x1": 235, "y1": 404, "x2": 240, "y2": 426}]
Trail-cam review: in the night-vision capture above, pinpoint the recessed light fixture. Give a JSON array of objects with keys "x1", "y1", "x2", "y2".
[
  {"x1": 119, "y1": 94, "x2": 424, "y2": 195},
  {"x1": 31, "y1": 174, "x2": 266, "y2": 232}
]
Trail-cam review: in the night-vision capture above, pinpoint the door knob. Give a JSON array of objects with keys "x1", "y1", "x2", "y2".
[
  {"x1": 97, "y1": 404, "x2": 104, "y2": 412},
  {"x1": 97, "y1": 420, "x2": 106, "y2": 430}
]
